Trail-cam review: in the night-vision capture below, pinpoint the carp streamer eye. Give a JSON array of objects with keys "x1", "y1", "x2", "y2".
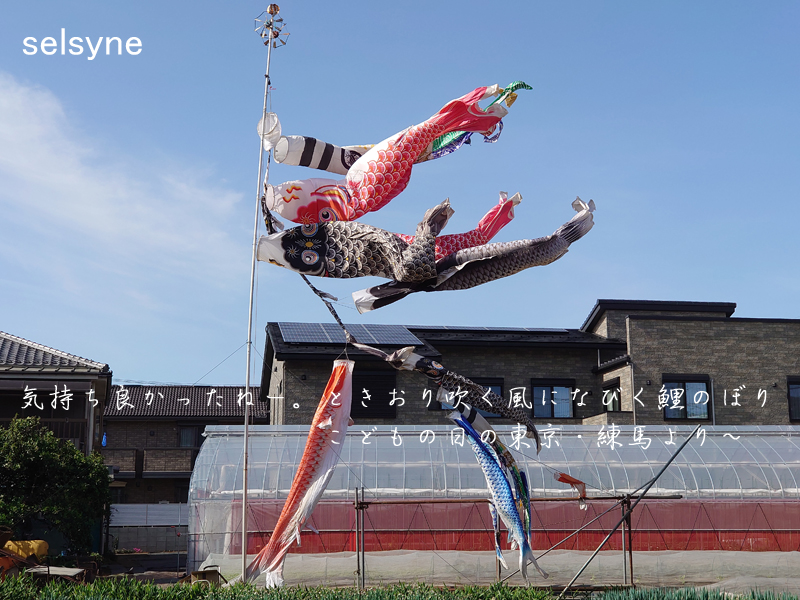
[
  {"x1": 301, "y1": 223, "x2": 318, "y2": 236},
  {"x1": 302, "y1": 250, "x2": 319, "y2": 265},
  {"x1": 319, "y1": 208, "x2": 338, "y2": 222}
]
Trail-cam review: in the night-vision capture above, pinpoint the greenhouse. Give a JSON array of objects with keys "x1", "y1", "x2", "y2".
[{"x1": 188, "y1": 425, "x2": 800, "y2": 587}]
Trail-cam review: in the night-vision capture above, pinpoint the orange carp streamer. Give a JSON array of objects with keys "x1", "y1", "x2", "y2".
[{"x1": 241, "y1": 360, "x2": 354, "y2": 586}]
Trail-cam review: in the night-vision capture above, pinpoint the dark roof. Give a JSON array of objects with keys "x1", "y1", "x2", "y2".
[
  {"x1": 266, "y1": 321, "x2": 625, "y2": 359},
  {"x1": 105, "y1": 385, "x2": 268, "y2": 419},
  {"x1": 628, "y1": 315, "x2": 800, "y2": 325},
  {"x1": 593, "y1": 354, "x2": 632, "y2": 374},
  {"x1": 0, "y1": 331, "x2": 109, "y2": 374},
  {"x1": 408, "y1": 325, "x2": 624, "y2": 349},
  {"x1": 266, "y1": 322, "x2": 442, "y2": 361},
  {"x1": 580, "y1": 299, "x2": 737, "y2": 332}
]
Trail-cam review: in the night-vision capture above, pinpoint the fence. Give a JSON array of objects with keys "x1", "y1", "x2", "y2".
[{"x1": 110, "y1": 504, "x2": 188, "y2": 553}]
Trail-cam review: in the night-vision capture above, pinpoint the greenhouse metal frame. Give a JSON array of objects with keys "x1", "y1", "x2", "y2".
[{"x1": 188, "y1": 425, "x2": 800, "y2": 578}]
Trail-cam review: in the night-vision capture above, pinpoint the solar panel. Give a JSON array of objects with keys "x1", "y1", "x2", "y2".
[{"x1": 278, "y1": 322, "x2": 422, "y2": 346}]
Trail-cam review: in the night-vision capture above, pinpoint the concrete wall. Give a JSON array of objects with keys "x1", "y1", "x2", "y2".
[
  {"x1": 110, "y1": 526, "x2": 187, "y2": 553},
  {"x1": 268, "y1": 359, "x2": 286, "y2": 425}
]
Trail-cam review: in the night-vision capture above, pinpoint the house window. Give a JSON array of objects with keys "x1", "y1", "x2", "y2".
[
  {"x1": 350, "y1": 368, "x2": 397, "y2": 419},
  {"x1": 110, "y1": 487, "x2": 126, "y2": 504},
  {"x1": 179, "y1": 427, "x2": 198, "y2": 447},
  {"x1": 433, "y1": 377, "x2": 503, "y2": 417},
  {"x1": 789, "y1": 377, "x2": 800, "y2": 421},
  {"x1": 602, "y1": 378, "x2": 621, "y2": 412},
  {"x1": 531, "y1": 379, "x2": 575, "y2": 419},
  {"x1": 174, "y1": 481, "x2": 190, "y2": 503},
  {"x1": 661, "y1": 375, "x2": 711, "y2": 420}
]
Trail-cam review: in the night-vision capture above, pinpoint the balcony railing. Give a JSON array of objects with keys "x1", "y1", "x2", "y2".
[
  {"x1": 100, "y1": 446, "x2": 200, "y2": 477},
  {"x1": 143, "y1": 447, "x2": 199, "y2": 474},
  {"x1": 102, "y1": 448, "x2": 137, "y2": 473}
]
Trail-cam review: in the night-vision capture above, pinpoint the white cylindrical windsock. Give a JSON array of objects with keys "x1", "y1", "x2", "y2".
[{"x1": 257, "y1": 113, "x2": 282, "y2": 151}]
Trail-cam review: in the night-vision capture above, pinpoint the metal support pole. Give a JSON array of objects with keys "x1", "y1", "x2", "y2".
[
  {"x1": 354, "y1": 487, "x2": 361, "y2": 589},
  {"x1": 353, "y1": 488, "x2": 361, "y2": 587},
  {"x1": 360, "y1": 487, "x2": 366, "y2": 588},
  {"x1": 242, "y1": 5, "x2": 281, "y2": 582},
  {"x1": 499, "y1": 499, "x2": 625, "y2": 584},
  {"x1": 626, "y1": 496, "x2": 635, "y2": 587},
  {"x1": 621, "y1": 500, "x2": 627, "y2": 585},
  {"x1": 556, "y1": 424, "x2": 701, "y2": 600}
]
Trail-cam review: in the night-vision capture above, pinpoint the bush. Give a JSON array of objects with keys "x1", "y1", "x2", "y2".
[{"x1": 0, "y1": 417, "x2": 110, "y2": 553}]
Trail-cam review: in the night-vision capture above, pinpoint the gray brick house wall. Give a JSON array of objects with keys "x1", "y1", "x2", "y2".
[
  {"x1": 263, "y1": 300, "x2": 800, "y2": 428},
  {"x1": 627, "y1": 316, "x2": 800, "y2": 425},
  {"x1": 435, "y1": 345, "x2": 602, "y2": 424},
  {"x1": 594, "y1": 310, "x2": 732, "y2": 340}
]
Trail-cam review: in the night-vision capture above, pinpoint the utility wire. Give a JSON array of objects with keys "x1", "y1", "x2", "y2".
[{"x1": 194, "y1": 342, "x2": 247, "y2": 385}]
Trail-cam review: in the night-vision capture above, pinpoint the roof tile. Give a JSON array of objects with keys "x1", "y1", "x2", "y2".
[
  {"x1": 0, "y1": 331, "x2": 108, "y2": 372},
  {"x1": 105, "y1": 385, "x2": 268, "y2": 419}
]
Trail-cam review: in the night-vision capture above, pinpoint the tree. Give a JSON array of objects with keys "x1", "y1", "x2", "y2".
[{"x1": 0, "y1": 416, "x2": 110, "y2": 553}]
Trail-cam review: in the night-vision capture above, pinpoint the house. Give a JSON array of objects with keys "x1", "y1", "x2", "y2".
[
  {"x1": 260, "y1": 300, "x2": 800, "y2": 427},
  {"x1": 582, "y1": 299, "x2": 800, "y2": 425},
  {"x1": 0, "y1": 330, "x2": 112, "y2": 453},
  {"x1": 101, "y1": 384, "x2": 267, "y2": 503},
  {"x1": 6, "y1": 295, "x2": 799, "y2": 503}
]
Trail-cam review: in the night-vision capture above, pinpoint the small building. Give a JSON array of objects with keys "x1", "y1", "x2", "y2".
[
  {"x1": 0, "y1": 330, "x2": 111, "y2": 453},
  {"x1": 260, "y1": 300, "x2": 800, "y2": 427},
  {"x1": 101, "y1": 385, "x2": 267, "y2": 504}
]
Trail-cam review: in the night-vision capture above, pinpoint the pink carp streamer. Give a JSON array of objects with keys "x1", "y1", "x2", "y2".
[
  {"x1": 396, "y1": 192, "x2": 521, "y2": 261},
  {"x1": 345, "y1": 85, "x2": 508, "y2": 216},
  {"x1": 238, "y1": 360, "x2": 354, "y2": 587},
  {"x1": 267, "y1": 84, "x2": 512, "y2": 225}
]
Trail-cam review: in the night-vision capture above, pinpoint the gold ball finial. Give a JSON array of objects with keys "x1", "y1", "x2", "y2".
[{"x1": 267, "y1": 4, "x2": 280, "y2": 15}]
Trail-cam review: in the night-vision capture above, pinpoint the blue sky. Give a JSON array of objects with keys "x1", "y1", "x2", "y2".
[{"x1": 1, "y1": 1, "x2": 798, "y2": 385}]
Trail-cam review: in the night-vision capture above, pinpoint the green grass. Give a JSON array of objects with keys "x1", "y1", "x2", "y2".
[
  {"x1": 0, "y1": 578, "x2": 550, "y2": 600},
  {"x1": 1, "y1": 578, "x2": 798, "y2": 600},
  {"x1": 596, "y1": 588, "x2": 799, "y2": 600}
]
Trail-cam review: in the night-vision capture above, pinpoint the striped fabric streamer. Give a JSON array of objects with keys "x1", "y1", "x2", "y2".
[{"x1": 274, "y1": 135, "x2": 372, "y2": 176}]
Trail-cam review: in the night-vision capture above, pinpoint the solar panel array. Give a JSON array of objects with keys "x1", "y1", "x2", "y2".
[{"x1": 278, "y1": 322, "x2": 423, "y2": 346}]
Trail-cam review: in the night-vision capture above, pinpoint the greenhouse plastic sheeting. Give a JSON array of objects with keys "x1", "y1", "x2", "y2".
[
  {"x1": 197, "y1": 550, "x2": 800, "y2": 591},
  {"x1": 188, "y1": 425, "x2": 800, "y2": 573}
]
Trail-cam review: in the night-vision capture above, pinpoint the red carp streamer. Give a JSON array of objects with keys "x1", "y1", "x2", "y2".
[{"x1": 239, "y1": 360, "x2": 354, "y2": 586}]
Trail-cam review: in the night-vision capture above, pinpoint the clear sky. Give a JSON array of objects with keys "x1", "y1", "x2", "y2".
[{"x1": 1, "y1": 1, "x2": 798, "y2": 385}]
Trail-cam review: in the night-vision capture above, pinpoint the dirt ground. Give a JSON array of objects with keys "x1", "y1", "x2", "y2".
[{"x1": 100, "y1": 550, "x2": 800, "y2": 594}]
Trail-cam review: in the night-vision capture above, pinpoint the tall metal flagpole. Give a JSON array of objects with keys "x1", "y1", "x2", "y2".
[{"x1": 242, "y1": 4, "x2": 286, "y2": 581}]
